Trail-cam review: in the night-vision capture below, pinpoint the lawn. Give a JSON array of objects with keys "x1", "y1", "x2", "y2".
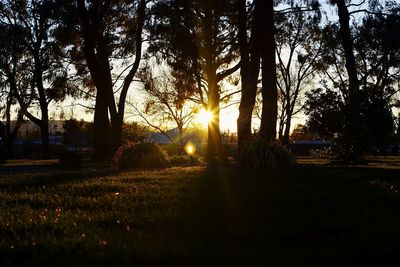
[{"x1": 1, "y1": 159, "x2": 400, "y2": 266}]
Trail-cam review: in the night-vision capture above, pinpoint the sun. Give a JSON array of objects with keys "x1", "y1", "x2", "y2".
[{"x1": 197, "y1": 108, "x2": 213, "y2": 128}]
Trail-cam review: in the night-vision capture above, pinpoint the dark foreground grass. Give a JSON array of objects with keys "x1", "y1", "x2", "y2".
[{"x1": 1, "y1": 162, "x2": 400, "y2": 266}]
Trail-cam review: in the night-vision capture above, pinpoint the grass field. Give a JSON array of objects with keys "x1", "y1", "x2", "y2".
[{"x1": 1, "y1": 158, "x2": 400, "y2": 266}]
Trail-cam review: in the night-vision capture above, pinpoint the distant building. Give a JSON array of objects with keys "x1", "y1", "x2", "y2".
[
  {"x1": 3, "y1": 120, "x2": 93, "y2": 140},
  {"x1": 3, "y1": 120, "x2": 65, "y2": 139}
]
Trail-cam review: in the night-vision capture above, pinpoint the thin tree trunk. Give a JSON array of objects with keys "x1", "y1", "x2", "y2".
[
  {"x1": 112, "y1": 0, "x2": 146, "y2": 151},
  {"x1": 4, "y1": 93, "x2": 13, "y2": 158},
  {"x1": 278, "y1": 119, "x2": 284, "y2": 142},
  {"x1": 4, "y1": 112, "x2": 24, "y2": 159},
  {"x1": 283, "y1": 114, "x2": 291, "y2": 145},
  {"x1": 34, "y1": 53, "x2": 50, "y2": 159},
  {"x1": 177, "y1": 124, "x2": 185, "y2": 153}
]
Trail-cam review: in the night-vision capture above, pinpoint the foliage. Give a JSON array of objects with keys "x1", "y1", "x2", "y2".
[
  {"x1": 304, "y1": 87, "x2": 396, "y2": 148},
  {"x1": 290, "y1": 124, "x2": 316, "y2": 141},
  {"x1": 304, "y1": 88, "x2": 345, "y2": 140},
  {"x1": 122, "y1": 122, "x2": 149, "y2": 143},
  {"x1": 275, "y1": 5, "x2": 325, "y2": 144},
  {"x1": 309, "y1": 147, "x2": 333, "y2": 159},
  {"x1": 148, "y1": 0, "x2": 240, "y2": 163},
  {"x1": 240, "y1": 140, "x2": 295, "y2": 169},
  {"x1": 354, "y1": 6, "x2": 400, "y2": 102},
  {"x1": 112, "y1": 142, "x2": 170, "y2": 170},
  {"x1": 0, "y1": 0, "x2": 75, "y2": 158},
  {"x1": 62, "y1": 118, "x2": 87, "y2": 147},
  {"x1": 56, "y1": 0, "x2": 147, "y2": 159},
  {"x1": 131, "y1": 65, "x2": 197, "y2": 145},
  {"x1": 314, "y1": 2, "x2": 400, "y2": 159}
]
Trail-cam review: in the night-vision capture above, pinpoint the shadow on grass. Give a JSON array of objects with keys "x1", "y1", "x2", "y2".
[
  {"x1": 0, "y1": 169, "x2": 120, "y2": 193},
  {"x1": 158, "y1": 165, "x2": 400, "y2": 266},
  {"x1": 1, "y1": 164, "x2": 400, "y2": 266}
]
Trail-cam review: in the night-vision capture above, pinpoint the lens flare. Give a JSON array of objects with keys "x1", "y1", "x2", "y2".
[{"x1": 184, "y1": 141, "x2": 196, "y2": 155}]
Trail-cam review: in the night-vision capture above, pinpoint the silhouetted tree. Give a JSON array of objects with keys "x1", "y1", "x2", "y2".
[
  {"x1": 131, "y1": 65, "x2": 198, "y2": 149},
  {"x1": 320, "y1": 0, "x2": 400, "y2": 159},
  {"x1": 0, "y1": 0, "x2": 71, "y2": 158},
  {"x1": 236, "y1": 0, "x2": 261, "y2": 157},
  {"x1": 304, "y1": 87, "x2": 345, "y2": 140},
  {"x1": 304, "y1": 86, "x2": 396, "y2": 148},
  {"x1": 148, "y1": 0, "x2": 240, "y2": 165},
  {"x1": 258, "y1": 0, "x2": 278, "y2": 142},
  {"x1": 355, "y1": 10, "x2": 400, "y2": 108},
  {"x1": 0, "y1": 24, "x2": 26, "y2": 158},
  {"x1": 335, "y1": 0, "x2": 366, "y2": 161},
  {"x1": 62, "y1": 118, "x2": 86, "y2": 150},
  {"x1": 290, "y1": 124, "x2": 316, "y2": 141},
  {"x1": 236, "y1": 0, "x2": 321, "y2": 158},
  {"x1": 121, "y1": 122, "x2": 148, "y2": 143},
  {"x1": 57, "y1": 0, "x2": 147, "y2": 160},
  {"x1": 275, "y1": 7, "x2": 325, "y2": 144}
]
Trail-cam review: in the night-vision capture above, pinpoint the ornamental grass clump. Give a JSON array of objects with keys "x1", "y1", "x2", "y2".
[
  {"x1": 112, "y1": 142, "x2": 170, "y2": 170},
  {"x1": 241, "y1": 140, "x2": 295, "y2": 169},
  {"x1": 169, "y1": 154, "x2": 201, "y2": 166}
]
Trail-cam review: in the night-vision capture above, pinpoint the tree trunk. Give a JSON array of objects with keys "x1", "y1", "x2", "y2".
[
  {"x1": 336, "y1": 0, "x2": 363, "y2": 161},
  {"x1": 3, "y1": 112, "x2": 25, "y2": 158},
  {"x1": 207, "y1": 79, "x2": 224, "y2": 165},
  {"x1": 278, "y1": 117, "x2": 284, "y2": 142},
  {"x1": 91, "y1": 80, "x2": 113, "y2": 160},
  {"x1": 40, "y1": 121, "x2": 50, "y2": 159},
  {"x1": 111, "y1": 0, "x2": 146, "y2": 151},
  {"x1": 4, "y1": 94, "x2": 14, "y2": 158},
  {"x1": 34, "y1": 54, "x2": 50, "y2": 159},
  {"x1": 81, "y1": 42, "x2": 114, "y2": 160},
  {"x1": 203, "y1": 6, "x2": 224, "y2": 166},
  {"x1": 259, "y1": 0, "x2": 278, "y2": 142},
  {"x1": 93, "y1": 86, "x2": 112, "y2": 160},
  {"x1": 177, "y1": 124, "x2": 184, "y2": 150},
  {"x1": 283, "y1": 114, "x2": 292, "y2": 145},
  {"x1": 237, "y1": 0, "x2": 261, "y2": 157},
  {"x1": 111, "y1": 116, "x2": 123, "y2": 150}
]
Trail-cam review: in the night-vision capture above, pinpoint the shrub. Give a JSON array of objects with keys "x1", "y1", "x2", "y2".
[
  {"x1": 164, "y1": 143, "x2": 182, "y2": 156},
  {"x1": 309, "y1": 147, "x2": 332, "y2": 159},
  {"x1": 169, "y1": 154, "x2": 201, "y2": 166},
  {"x1": 112, "y1": 142, "x2": 170, "y2": 170},
  {"x1": 240, "y1": 140, "x2": 295, "y2": 169},
  {"x1": 59, "y1": 151, "x2": 82, "y2": 170}
]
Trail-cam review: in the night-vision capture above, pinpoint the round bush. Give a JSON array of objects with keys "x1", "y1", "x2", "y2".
[
  {"x1": 112, "y1": 142, "x2": 170, "y2": 170},
  {"x1": 240, "y1": 140, "x2": 295, "y2": 169}
]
